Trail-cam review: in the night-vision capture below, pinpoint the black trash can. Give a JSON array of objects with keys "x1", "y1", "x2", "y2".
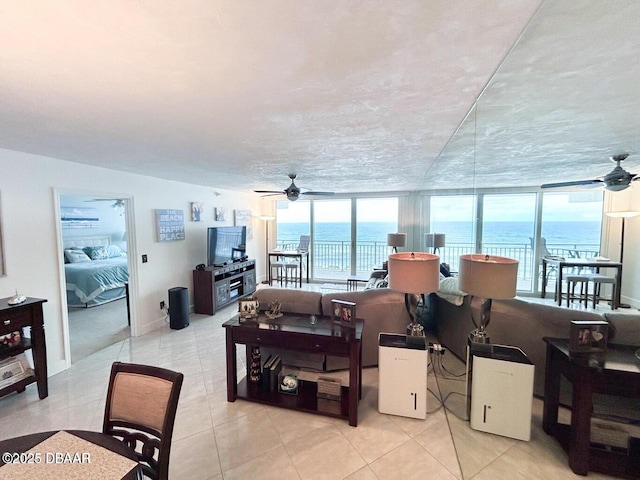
[{"x1": 169, "y1": 287, "x2": 189, "y2": 330}]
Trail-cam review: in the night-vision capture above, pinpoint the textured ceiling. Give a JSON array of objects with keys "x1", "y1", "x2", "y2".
[{"x1": 1, "y1": 1, "x2": 638, "y2": 195}]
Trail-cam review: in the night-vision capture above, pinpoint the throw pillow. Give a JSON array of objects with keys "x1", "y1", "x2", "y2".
[
  {"x1": 64, "y1": 249, "x2": 92, "y2": 263},
  {"x1": 83, "y1": 246, "x2": 109, "y2": 261}
]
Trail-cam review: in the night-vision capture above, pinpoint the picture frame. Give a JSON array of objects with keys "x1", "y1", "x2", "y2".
[
  {"x1": 569, "y1": 320, "x2": 608, "y2": 354},
  {"x1": 214, "y1": 207, "x2": 226, "y2": 222},
  {"x1": 234, "y1": 209, "x2": 253, "y2": 240},
  {"x1": 331, "y1": 299, "x2": 356, "y2": 327},
  {"x1": 238, "y1": 299, "x2": 260, "y2": 319},
  {"x1": 191, "y1": 202, "x2": 204, "y2": 221}
]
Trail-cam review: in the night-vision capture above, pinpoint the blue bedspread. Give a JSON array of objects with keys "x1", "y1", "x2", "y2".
[{"x1": 65, "y1": 257, "x2": 129, "y2": 304}]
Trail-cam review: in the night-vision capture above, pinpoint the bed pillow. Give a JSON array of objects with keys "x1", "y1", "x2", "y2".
[
  {"x1": 105, "y1": 244, "x2": 125, "y2": 258},
  {"x1": 65, "y1": 248, "x2": 92, "y2": 263},
  {"x1": 83, "y1": 246, "x2": 109, "y2": 261}
]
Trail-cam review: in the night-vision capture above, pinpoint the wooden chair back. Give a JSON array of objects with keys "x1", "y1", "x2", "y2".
[{"x1": 103, "y1": 362, "x2": 183, "y2": 480}]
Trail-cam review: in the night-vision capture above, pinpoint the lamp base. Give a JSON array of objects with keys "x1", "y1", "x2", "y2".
[
  {"x1": 468, "y1": 328, "x2": 491, "y2": 345},
  {"x1": 407, "y1": 322, "x2": 424, "y2": 337}
]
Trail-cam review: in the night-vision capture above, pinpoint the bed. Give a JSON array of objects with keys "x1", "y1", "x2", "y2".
[{"x1": 63, "y1": 237, "x2": 129, "y2": 308}]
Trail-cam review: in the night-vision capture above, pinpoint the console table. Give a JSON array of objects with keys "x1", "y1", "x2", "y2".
[
  {"x1": 0, "y1": 297, "x2": 48, "y2": 400},
  {"x1": 223, "y1": 314, "x2": 363, "y2": 426},
  {"x1": 542, "y1": 337, "x2": 640, "y2": 477}
]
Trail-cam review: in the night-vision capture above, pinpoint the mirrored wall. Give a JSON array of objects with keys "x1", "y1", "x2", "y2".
[{"x1": 428, "y1": 1, "x2": 640, "y2": 477}]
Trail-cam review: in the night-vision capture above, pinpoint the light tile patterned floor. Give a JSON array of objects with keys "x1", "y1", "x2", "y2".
[{"x1": 0, "y1": 292, "x2": 628, "y2": 479}]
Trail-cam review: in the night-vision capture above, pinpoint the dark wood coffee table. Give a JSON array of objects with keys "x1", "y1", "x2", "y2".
[
  {"x1": 542, "y1": 337, "x2": 640, "y2": 477},
  {"x1": 223, "y1": 314, "x2": 363, "y2": 426}
]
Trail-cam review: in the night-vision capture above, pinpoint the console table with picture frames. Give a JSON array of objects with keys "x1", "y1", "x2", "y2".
[{"x1": 223, "y1": 313, "x2": 363, "y2": 426}]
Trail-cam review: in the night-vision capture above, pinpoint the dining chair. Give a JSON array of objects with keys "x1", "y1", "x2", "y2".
[{"x1": 103, "y1": 362, "x2": 184, "y2": 480}]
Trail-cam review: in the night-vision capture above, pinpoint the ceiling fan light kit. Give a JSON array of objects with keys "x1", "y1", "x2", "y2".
[
  {"x1": 541, "y1": 154, "x2": 638, "y2": 192},
  {"x1": 254, "y1": 174, "x2": 335, "y2": 202}
]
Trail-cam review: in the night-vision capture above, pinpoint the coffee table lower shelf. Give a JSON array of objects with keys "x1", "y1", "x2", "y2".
[{"x1": 236, "y1": 376, "x2": 351, "y2": 421}]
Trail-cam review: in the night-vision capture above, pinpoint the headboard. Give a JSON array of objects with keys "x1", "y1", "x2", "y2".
[{"x1": 63, "y1": 236, "x2": 111, "y2": 250}]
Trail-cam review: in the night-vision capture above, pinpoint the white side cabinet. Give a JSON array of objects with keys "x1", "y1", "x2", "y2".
[{"x1": 378, "y1": 333, "x2": 428, "y2": 419}]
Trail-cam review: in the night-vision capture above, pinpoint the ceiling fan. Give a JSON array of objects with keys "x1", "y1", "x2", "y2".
[
  {"x1": 254, "y1": 174, "x2": 335, "y2": 201},
  {"x1": 541, "y1": 154, "x2": 638, "y2": 192}
]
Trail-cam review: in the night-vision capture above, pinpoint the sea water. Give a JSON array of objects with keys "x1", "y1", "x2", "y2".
[{"x1": 277, "y1": 221, "x2": 602, "y2": 248}]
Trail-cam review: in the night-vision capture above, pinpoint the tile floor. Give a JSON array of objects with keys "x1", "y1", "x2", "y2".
[{"x1": 0, "y1": 293, "x2": 629, "y2": 479}]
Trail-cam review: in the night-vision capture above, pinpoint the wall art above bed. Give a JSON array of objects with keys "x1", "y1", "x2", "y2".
[{"x1": 60, "y1": 207, "x2": 99, "y2": 229}]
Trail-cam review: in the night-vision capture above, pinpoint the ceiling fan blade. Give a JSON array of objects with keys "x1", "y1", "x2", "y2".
[
  {"x1": 300, "y1": 191, "x2": 335, "y2": 196},
  {"x1": 254, "y1": 190, "x2": 284, "y2": 194},
  {"x1": 541, "y1": 179, "x2": 603, "y2": 189}
]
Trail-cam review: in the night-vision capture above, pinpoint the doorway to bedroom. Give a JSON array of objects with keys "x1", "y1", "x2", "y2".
[{"x1": 60, "y1": 195, "x2": 131, "y2": 362}]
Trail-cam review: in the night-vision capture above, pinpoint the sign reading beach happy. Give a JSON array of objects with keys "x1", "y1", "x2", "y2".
[{"x1": 156, "y1": 209, "x2": 185, "y2": 242}]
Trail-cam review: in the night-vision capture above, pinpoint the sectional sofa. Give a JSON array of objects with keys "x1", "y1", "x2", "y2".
[{"x1": 434, "y1": 293, "x2": 640, "y2": 397}]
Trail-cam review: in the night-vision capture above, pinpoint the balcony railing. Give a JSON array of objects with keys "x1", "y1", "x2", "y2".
[{"x1": 277, "y1": 238, "x2": 600, "y2": 287}]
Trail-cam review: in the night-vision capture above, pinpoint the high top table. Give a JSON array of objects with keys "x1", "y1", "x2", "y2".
[
  {"x1": 541, "y1": 257, "x2": 622, "y2": 309},
  {"x1": 268, "y1": 251, "x2": 309, "y2": 286},
  {"x1": 223, "y1": 313, "x2": 363, "y2": 426}
]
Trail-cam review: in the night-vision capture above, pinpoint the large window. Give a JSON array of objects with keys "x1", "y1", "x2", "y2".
[
  {"x1": 275, "y1": 197, "x2": 399, "y2": 281},
  {"x1": 274, "y1": 190, "x2": 604, "y2": 292},
  {"x1": 275, "y1": 200, "x2": 310, "y2": 250},
  {"x1": 356, "y1": 198, "x2": 398, "y2": 276},
  {"x1": 538, "y1": 191, "x2": 603, "y2": 291},
  {"x1": 482, "y1": 193, "x2": 536, "y2": 292},
  {"x1": 429, "y1": 195, "x2": 476, "y2": 272}
]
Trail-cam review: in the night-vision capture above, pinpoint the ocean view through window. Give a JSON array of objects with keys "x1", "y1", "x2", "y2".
[{"x1": 275, "y1": 191, "x2": 603, "y2": 291}]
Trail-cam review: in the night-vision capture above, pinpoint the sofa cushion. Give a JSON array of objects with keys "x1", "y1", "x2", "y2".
[
  {"x1": 253, "y1": 288, "x2": 322, "y2": 316},
  {"x1": 603, "y1": 312, "x2": 640, "y2": 345}
]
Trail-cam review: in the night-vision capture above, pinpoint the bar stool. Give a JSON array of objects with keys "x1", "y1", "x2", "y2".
[
  {"x1": 270, "y1": 261, "x2": 285, "y2": 286},
  {"x1": 284, "y1": 263, "x2": 299, "y2": 288},
  {"x1": 585, "y1": 274, "x2": 617, "y2": 309},
  {"x1": 564, "y1": 274, "x2": 589, "y2": 307}
]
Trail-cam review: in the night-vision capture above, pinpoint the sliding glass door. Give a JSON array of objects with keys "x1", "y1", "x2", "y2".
[
  {"x1": 313, "y1": 199, "x2": 352, "y2": 281},
  {"x1": 356, "y1": 198, "x2": 398, "y2": 276},
  {"x1": 481, "y1": 193, "x2": 537, "y2": 292}
]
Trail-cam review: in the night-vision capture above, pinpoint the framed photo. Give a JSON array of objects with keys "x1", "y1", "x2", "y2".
[
  {"x1": 214, "y1": 207, "x2": 226, "y2": 222},
  {"x1": 238, "y1": 299, "x2": 260, "y2": 319},
  {"x1": 331, "y1": 299, "x2": 356, "y2": 327},
  {"x1": 191, "y1": 202, "x2": 204, "y2": 221},
  {"x1": 569, "y1": 320, "x2": 608, "y2": 354}
]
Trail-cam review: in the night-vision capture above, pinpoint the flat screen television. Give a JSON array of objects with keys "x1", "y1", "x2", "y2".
[{"x1": 207, "y1": 226, "x2": 247, "y2": 267}]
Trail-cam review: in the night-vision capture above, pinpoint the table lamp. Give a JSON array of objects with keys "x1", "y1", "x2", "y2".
[
  {"x1": 387, "y1": 233, "x2": 407, "y2": 254},
  {"x1": 425, "y1": 233, "x2": 446, "y2": 254},
  {"x1": 388, "y1": 252, "x2": 440, "y2": 341},
  {"x1": 458, "y1": 254, "x2": 518, "y2": 344}
]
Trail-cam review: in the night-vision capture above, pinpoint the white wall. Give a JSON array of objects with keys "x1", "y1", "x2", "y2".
[
  {"x1": 604, "y1": 186, "x2": 640, "y2": 308},
  {"x1": 0, "y1": 150, "x2": 267, "y2": 376}
]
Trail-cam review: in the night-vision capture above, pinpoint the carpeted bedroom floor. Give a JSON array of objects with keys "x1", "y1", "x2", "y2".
[{"x1": 68, "y1": 298, "x2": 130, "y2": 362}]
